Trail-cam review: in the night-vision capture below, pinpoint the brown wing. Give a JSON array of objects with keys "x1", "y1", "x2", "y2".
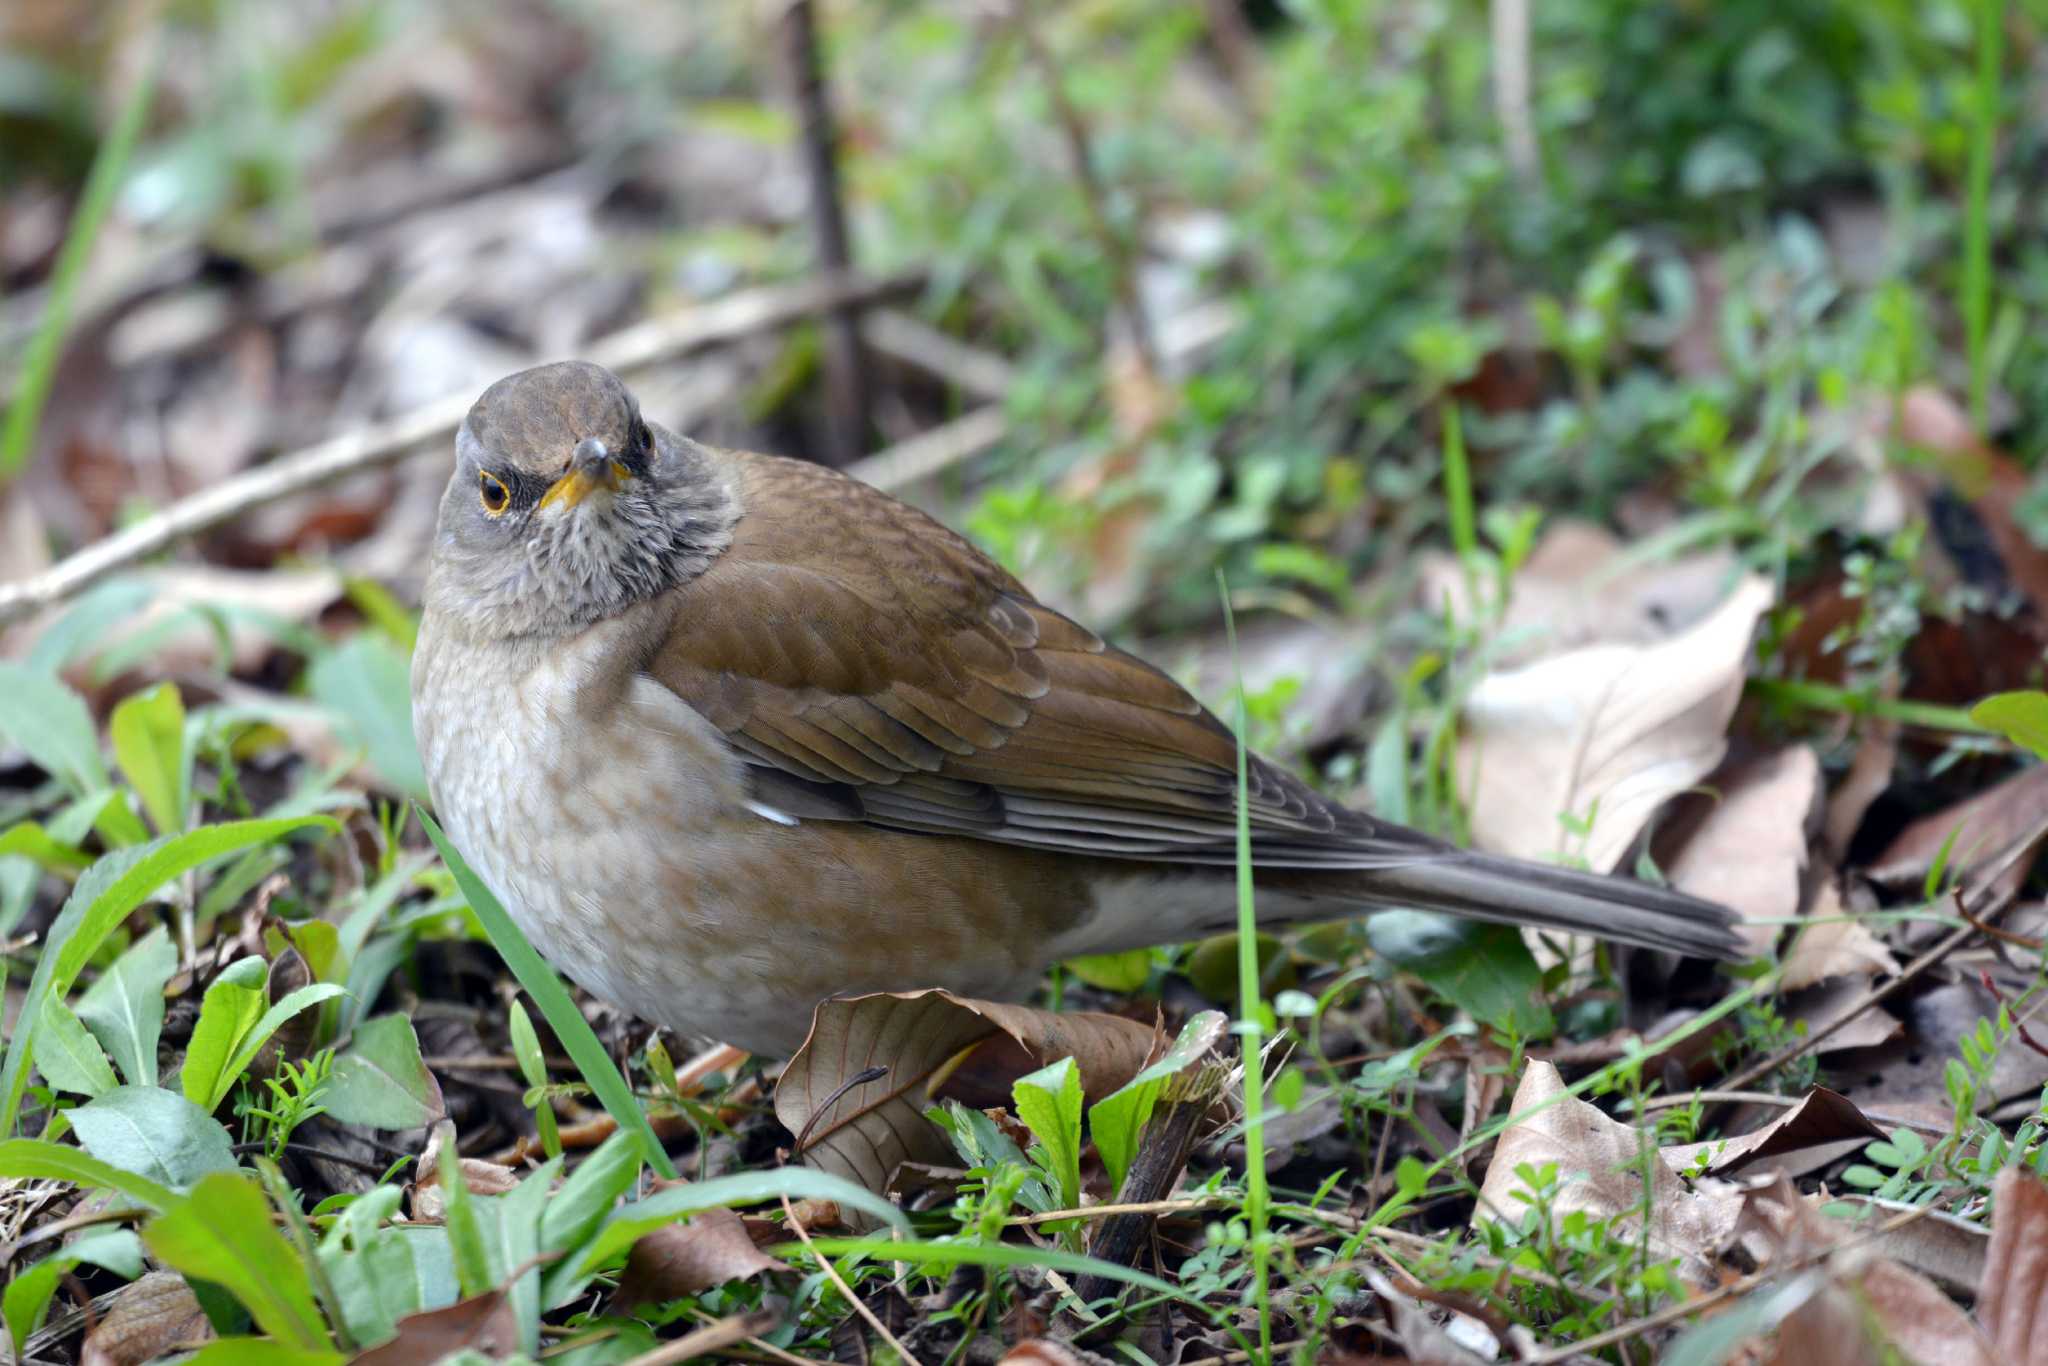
[{"x1": 646, "y1": 450, "x2": 1430, "y2": 867}]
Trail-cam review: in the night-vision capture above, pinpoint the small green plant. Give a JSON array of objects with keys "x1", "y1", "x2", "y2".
[{"x1": 237, "y1": 1048, "x2": 336, "y2": 1163}]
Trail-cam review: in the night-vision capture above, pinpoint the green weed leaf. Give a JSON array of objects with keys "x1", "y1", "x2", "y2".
[
  {"x1": 0, "y1": 664, "x2": 107, "y2": 797},
  {"x1": 1368, "y1": 911, "x2": 1554, "y2": 1037},
  {"x1": 143, "y1": 1170, "x2": 330, "y2": 1351},
  {"x1": 0, "y1": 816, "x2": 336, "y2": 1135},
  {"x1": 32, "y1": 995, "x2": 118, "y2": 1098},
  {"x1": 109, "y1": 681, "x2": 189, "y2": 834},
  {"x1": 322, "y1": 1014, "x2": 444, "y2": 1130},
  {"x1": 1088, "y1": 1011, "x2": 1226, "y2": 1193},
  {"x1": 0, "y1": 1136, "x2": 176, "y2": 1209},
  {"x1": 1012, "y1": 1056, "x2": 1084, "y2": 1214},
  {"x1": 76, "y1": 924, "x2": 177, "y2": 1089},
  {"x1": 3, "y1": 1227, "x2": 142, "y2": 1353},
  {"x1": 1971, "y1": 691, "x2": 2048, "y2": 761},
  {"x1": 68, "y1": 1086, "x2": 238, "y2": 1188}
]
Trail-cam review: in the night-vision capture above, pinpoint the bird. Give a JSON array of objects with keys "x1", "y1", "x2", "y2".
[{"x1": 411, "y1": 360, "x2": 1745, "y2": 1056}]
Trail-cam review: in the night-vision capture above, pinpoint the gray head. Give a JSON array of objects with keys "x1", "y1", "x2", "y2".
[{"x1": 425, "y1": 361, "x2": 737, "y2": 636}]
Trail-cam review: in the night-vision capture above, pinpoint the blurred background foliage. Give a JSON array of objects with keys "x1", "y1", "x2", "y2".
[{"x1": 0, "y1": 0, "x2": 2040, "y2": 784}]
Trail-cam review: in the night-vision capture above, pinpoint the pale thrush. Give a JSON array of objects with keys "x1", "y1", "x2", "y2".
[{"x1": 411, "y1": 361, "x2": 1743, "y2": 1055}]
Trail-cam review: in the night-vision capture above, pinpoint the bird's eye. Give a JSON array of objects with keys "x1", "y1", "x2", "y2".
[{"x1": 478, "y1": 471, "x2": 510, "y2": 515}]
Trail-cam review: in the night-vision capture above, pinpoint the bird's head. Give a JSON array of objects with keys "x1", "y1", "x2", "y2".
[{"x1": 426, "y1": 361, "x2": 737, "y2": 636}]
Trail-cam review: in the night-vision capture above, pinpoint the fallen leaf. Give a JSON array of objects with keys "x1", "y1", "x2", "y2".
[
  {"x1": 1657, "y1": 745, "x2": 1821, "y2": 954},
  {"x1": 410, "y1": 1126, "x2": 520, "y2": 1221},
  {"x1": 1359, "y1": 1267, "x2": 1495, "y2": 1366},
  {"x1": 79, "y1": 1271, "x2": 212, "y2": 1366},
  {"x1": 1743, "y1": 1176, "x2": 1997, "y2": 1366},
  {"x1": 1474, "y1": 1061, "x2": 1742, "y2": 1284},
  {"x1": 1661, "y1": 1088, "x2": 1883, "y2": 1178},
  {"x1": 1779, "y1": 884, "x2": 1901, "y2": 990},
  {"x1": 1823, "y1": 717, "x2": 1898, "y2": 863},
  {"x1": 777, "y1": 990, "x2": 1162, "y2": 1195},
  {"x1": 1783, "y1": 976, "x2": 1903, "y2": 1055},
  {"x1": 1000, "y1": 1342, "x2": 1096, "y2": 1366},
  {"x1": 1420, "y1": 518, "x2": 1741, "y2": 665},
  {"x1": 612, "y1": 1205, "x2": 789, "y2": 1309},
  {"x1": 352, "y1": 1288, "x2": 519, "y2": 1365},
  {"x1": 1463, "y1": 575, "x2": 1774, "y2": 872},
  {"x1": 1866, "y1": 761, "x2": 2048, "y2": 913},
  {"x1": 1979, "y1": 1167, "x2": 2048, "y2": 1358},
  {"x1": 1828, "y1": 1195, "x2": 1988, "y2": 1296}
]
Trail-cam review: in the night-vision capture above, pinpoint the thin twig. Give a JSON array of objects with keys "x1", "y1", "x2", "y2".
[
  {"x1": 1017, "y1": 1195, "x2": 1228, "y2": 1226},
  {"x1": 781, "y1": 0, "x2": 870, "y2": 466},
  {"x1": 859, "y1": 311, "x2": 1016, "y2": 400},
  {"x1": 1010, "y1": 3, "x2": 1157, "y2": 374},
  {"x1": 1719, "y1": 888, "x2": 1982, "y2": 1095},
  {"x1": 1489, "y1": 0, "x2": 1539, "y2": 182},
  {"x1": 779, "y1": 1192, "x2": 919, "y2": 1365},
  {"x1": 0, "y1": 269, "x2": 922, "y2": 626},
  {"x1": 230, "y1": 1141, "x2": 392, "y2": 1176},
  {"x1": 844, "y1": 406, "x2": 1007, "y2": 491},
  {"x1": 790, "y1": 1064, "x2": 890, "y2": 1156},
  {"x1": 618, "y1": 1309, "x2": 780, "y2": 1366}
]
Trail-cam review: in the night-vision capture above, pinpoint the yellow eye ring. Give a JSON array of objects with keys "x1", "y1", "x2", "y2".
[{"x1": 479, "y1": 471, "x2": 510, "y2": 515}]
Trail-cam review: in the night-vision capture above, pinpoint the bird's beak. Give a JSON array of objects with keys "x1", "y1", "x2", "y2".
[{"x1": 539, "y1": 437, "x2": 633, "y2": 513}]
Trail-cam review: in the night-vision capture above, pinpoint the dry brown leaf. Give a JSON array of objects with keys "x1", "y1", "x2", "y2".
[
  {"x1": 1827, "y1": 1195, "x2": 1989, "y2": 1296},
  {"x1": 1659, "y1": 745, "x2": 1821, "y2": 955},
  {"x1": 776, "y1": 990, "x2": 1163, "y2": 1195},
  {"x1": 1420, "y1": 518, "x2": 1741, "y2": 666},
  {"x1": 1866, "y1": 763, "x2": 2048, "y2": 912},
  {"x1": 1744, "y1": 1176, "x2": 1998, "y2": 1366},
  {"x1": 1000, "y1": 1341, "x2": 1099, "y2": 1366},
  {"x1": 1779, "y1": 885, "x2": 1901, "y2": 990},
  {"x1": 1474, "y1": 1061, "x2": 1742, "y2": 1284},
  {"x1": 1463, "y1": 575, "x2": 1774, "y2": 872},
  {"x1": 1980, "y1": 1167, "x2": 2048, "y2": 1357},
  {"x1": 79, "y1": 1271, "x2": 212, "y2": 1366},
  {"x1": 1783, "y1": 977, "x2": 1904, "y2": 1055},
  {"x1": 612, "y1": 1205, "x2": 789, "y2": 1310},
  {"x1": 1824, "y1": 717, "x2": 1899, "y2": 863},
  {"x1": 1661, "y1": 1088, "x2": 1883, "y2": 1178},
  {"x1": 352, "y1": 1288, "x2": 520, "y2": 1364},
  {"x1": 410, "y1": 1126, "x2": 520, "y2": 1222}
]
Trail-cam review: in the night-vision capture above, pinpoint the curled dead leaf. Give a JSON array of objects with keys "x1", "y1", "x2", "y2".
[
  {"x1": 410, "y1": 1125, "x2": 519, "y2": 1221},
  {"x1": 1475, "y1": 1061, "x2": 1742, "y2": 1285},
  {"x1": 1743, "y1": 1176, "x2": 1997, "y2": 1366},
  {"x1": 352, "y1": 1288, "x2": 519, "y2": 1365},
  {"x1": 80, "y1": 1271, "x2": 212, "y2": 1366},
  {"x1": 1420, "y1": 518, "x2": 1741, "y2": 666},
  {"x1": 1658, "y1": 745, "x2": 1821, "y2": 955},
  {"x1": 1661, "y1": 1088, "x2": 1883, "y2": 1178},
  {"x1": 1779, "y1": 884, "x2": 1901, "y2": 991},
  {"x1": 1463, "y1": 575, "x2": 1773, "y2": 872},
  {"x1": 1979, "y1": 1167, "x2": 2048, "y2": 1358},
  {"x1": 776, "y1": 990, "x2": 1164, "y2": 1195},
  {"x1": 1867, "y1": 763, "x2": 2048, "y2": 915},
  {"x1": 613, "y1": 1205, "x2": 789, "y2": 1310}
]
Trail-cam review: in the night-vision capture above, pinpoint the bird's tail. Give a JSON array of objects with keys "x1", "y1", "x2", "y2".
[{"x1": 1260, "y1": 850, "x2": 1748, "y2": 960}]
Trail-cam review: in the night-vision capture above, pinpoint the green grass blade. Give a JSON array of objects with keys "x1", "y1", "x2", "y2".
[
  {"x1": 0, "y1": 35, "x2": 160, "y2": 483},
  {"x1": 419, "y1": 808, "x2": 677, "y2": 1179},
  {"x1": 1216, "y1": 570, "x2": 1271, "y2": 1365},
  {"x1": 1963, "y1": 0, "x2": 2004, "y2": 426}
]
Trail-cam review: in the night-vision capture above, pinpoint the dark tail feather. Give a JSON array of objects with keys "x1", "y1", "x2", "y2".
[{"x1": 1275, "y1": 851, "x2": 1748, "y2": 960}]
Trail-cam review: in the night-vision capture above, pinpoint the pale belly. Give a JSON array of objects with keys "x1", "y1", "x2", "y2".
[{"x1": 413, "y1": 624, "x2": 1095, "y2": 1054}]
